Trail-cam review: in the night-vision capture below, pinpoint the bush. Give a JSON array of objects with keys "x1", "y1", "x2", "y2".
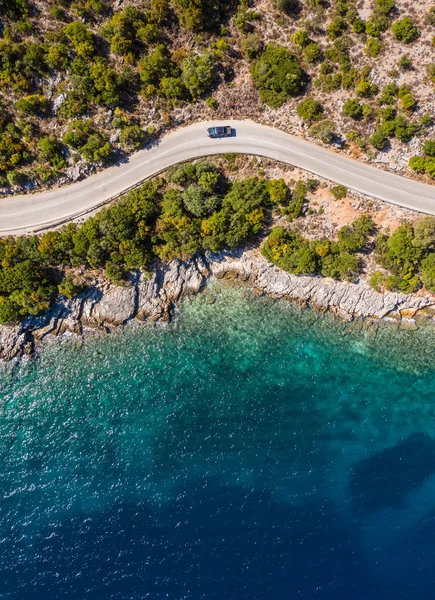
[
  {"x1": 409, "y1": 155, "x2": 427, "y2": 174},
  {"x1": 291, "y1": 29, "x2": 310, "y2": 47},
  {"x1": 321, "y1": 251, "x2": 360, "y2": 280},
  {"x1": 58, "y1": 276, "x2": 84, "y2": 298},
  {"x1": 392, "y1": 17, "x2": 419, "y2": 44},
  {"x1": 15, "y1": 94, "x2": 49, "y2": 115},
  {"x1": 365, "y1": 15, "x2": 389, "y2": 37},
  {"x1": 398, "y1": 54, "x2": 412, "y2": 70},
  {"x1": 296, "y1": 98, "x2": 324, "y2": 123},
  {"x1": 423, "y1": 140, "x2": 435, "y2": 157},
  {"x1": 241, "y1": 34, "x2": 264, "y2": 60},
  {"x1": 342, "y1": 98, "x2": 363, "y2": 119},
  {"x1": 327, "y1": 17, "x2": 347, "y2": 40},
  {"x1": 181, "y1": 52, "x2": 217, "y2": 99},
  {"x1": 119, "y1": 125, "x2": 145, "y2": 150},
  {"x1": 251, "y1": 44, "x2": 308, "y2": 108},
  {"x1": 182, "y1": 185, "x2": 220, "y2": 217},
  {"x1": 370, "y1": 130, "x2": 387, "y2": 150},
  {"x1": 303, "y1": 42, "x2": 322, "y2": 63},
  {"x1": 379, "y1": 83, "x2": 398, "y2": 105},
  {"x1": 413, "y1": 217, "x2": 435, "y2": 249},
  {"x1": 376, "y1": 0, "x2": 395, "y2": 15},
  {"x1": 352, "y1": 19, "x2": 366, "y2": 34},
  {"x1": 421, "y1": 254, "x2": 435, "y2": 291},
  {"x1": 63, "y1": 22, "x2": 96, "y2": 58},
  {"x1": 400, "y1": 92, "x2": 416, "y2": 111},
  {"x1": 308, "y1": 120, "x2": 336, "y2": 144},
  {"x1": 366, "y1": 37, "x2": 384, "y2": 57},
  {"x1": 271, "y1": 0, "x2": 300, "y2": 15},
  {"x1": 356, "y1": 79, "x2": 378, "y2": 98},
  {"x1": 331, "y1": 184, "x2": 347, "y2": 199},
  {"x1": 38, "y1": 137, "x2": 66, "y2": 169}
]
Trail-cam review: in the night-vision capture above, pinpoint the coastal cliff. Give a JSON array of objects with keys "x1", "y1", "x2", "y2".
[{"x1": 1, "y1": 250, "x2": 434, "y2": 360}]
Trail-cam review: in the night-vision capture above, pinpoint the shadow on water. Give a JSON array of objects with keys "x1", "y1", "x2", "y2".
[
  {"x1": 349, "y1": 433, "x2": 435, "y2": 516},
  {"x1": 2, "y1": 478, "x2": 385, "y2": 600}
]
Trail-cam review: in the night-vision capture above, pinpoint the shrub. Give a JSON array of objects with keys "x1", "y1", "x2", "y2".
[
  {"x1": 400, "y1": 92, "x2": 416, "y2": 111},
  {"x1": 376, "y1": 0, "x2": 395, "y2": 15},
  {"x1": 58, "y1": 276, "x2": 84, "y2": 298},
  {"x1": 327, "y1": 17, "x2": 347, "y2": 40},
  {"x1": 251, "y1": 44, "x2": 308, "y2": 108},
  {"x1": 291, "y1": 29, "x2": 310, "y2": 47},
  {"x1": 365, "y1": 15, "x2": 389, "y2": 37},
  {"x1": 241, "y1": 34, "x2": 264, "y2": 60},
  {"x1": 119, "y1": 125, "x2": 145, "y2": 150},
  {"x1": 421, "y1": 254, "x2": 435, "y2": 291},
  {"x1": 356, "y1": 79, "x2": 378, "y2": 98},
  {"x1": 206, "y1": 96, "x2": 218, "y2": 110},
  {"x1": 370, "y1": 130, "x2": 387, "y2": 150},
  {"x1": 63, "y1": 22, "x2": 96, "y2": 57},
  {"x1": 342, "y1": 98, "x2": 363, "y2": 119},
  {"x1": 398, "y1": 54, "x2": 412, "y2": 70},
  {"x1": 423, "y1": 140, "x2": 435, "y2": 157},
  {"x1": 271, "y1": 0, "x2": 300, "y2": 15},
  {"x1": 182, "y1": 185, "x2": 220, "y2": 217},
  {"x1": 366, "y1": 37, "x2": 383, "y2": 57},
  {"x1": 413, "y1": 217, "x2": 435, "y2": 249},
  {"x1": 321, "y1": 251, "x2": 360, "y2": 280},
  {"x1": 331, "y1": 184, "x2": 347, "y2": 199},
  {"x1": 267, "y1": 179, "x2": 290, "y2": 205},
  {"x1": 297, "y1": 98, "x2": 324, "y2": 123},
  {"x1": 303, "y1": 42, "x2": 322, "y2": 63},
  {"x1": 409, "y1": 155, "x2": 426, "y2": 173},
  {"x1": 379, "y1": 83, "x2": 398, "y2": 105},
  {"x1": 352, "y1": 19, "x2": 366, "y2": 34},
  {"x1": 308, "y1": 120, "x2": 336, "y2": 144},
  {"x1": 38, "y1": 137, "x2": 66, "y2": 169},
  {"x1": 392, "y1": 17, "x2": 419, "y2": 44},
  {"x1": 181, "y1": 52, "x2": 217, "y2": 99},
  {"x1": 100, "y1": 7, "x2": 148, "y2": 56},
  {"x1": 15, "y1": 94, "x2": 49, "y2": 115}
]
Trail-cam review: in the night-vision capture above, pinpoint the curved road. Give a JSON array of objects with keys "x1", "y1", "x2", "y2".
[{"x1": 1, "y1": 119, "x2": 435, "y2": 235}]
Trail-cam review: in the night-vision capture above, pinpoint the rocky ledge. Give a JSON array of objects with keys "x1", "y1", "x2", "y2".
[{"x1": 1, "y1": 249, "x2": 434, "y2": 360}]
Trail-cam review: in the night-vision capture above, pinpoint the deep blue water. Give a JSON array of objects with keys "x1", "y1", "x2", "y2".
[{"x1": 1, "y1": 286, "x2": 435, "y2": 599}]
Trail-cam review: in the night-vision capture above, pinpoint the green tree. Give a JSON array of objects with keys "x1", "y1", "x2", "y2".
[
  {"x1": 421, "y1": 253, "x2": 435, "y2": 291},
  {"x1": 392, "y1": 17, "x2": 419, "y2": 44},
  {"x1": 296, "y1": 98, "x2": 324, "y2": 123},
  {"x1": 342, "y1": 98, "x2": 363, "y2": 119},
  {"x1": 119, "y1": 125, "x2": 145, "y2": 150},
  {"x1": 181, "y1": 52, "x2": 217, "y2": 98},
  {"x1": 15, "y1": 94, "x2": 49, "y2": 115},
  {"x1": 423, "y1": 140, "x2": 435, "y2": 157},
  {"x1": 370, "y1": 130, "x2": 387, "y2": 150},
  {"x1": 331, "y1": 184, "x2": 347, "y2": 199},
  {"x1": 182, "y1": 185, "x2": 220, "y2": 217},
  {"x1": 251, "y1": 44, "x2": 308, "y2": 108},
  {"x1": 412, "y1": 217, "x2": 435, "y2": 249},
  {"x1": 376, "y1": 0, "x2": 395, "y2": 15}
]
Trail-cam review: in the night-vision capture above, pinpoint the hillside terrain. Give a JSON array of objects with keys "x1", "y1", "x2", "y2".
[{"x1": 1, "y1": 0, "x2": 435, "y2": 191}]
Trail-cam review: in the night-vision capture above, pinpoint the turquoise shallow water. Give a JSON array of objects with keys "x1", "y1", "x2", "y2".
[{"x1": 2, "y1": 286, "x2": 435, "y2": 599}]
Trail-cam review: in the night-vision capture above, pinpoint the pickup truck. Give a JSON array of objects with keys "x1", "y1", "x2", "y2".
[{"x1": 207, "y1": 126, "x2": 232, "y2": 138}]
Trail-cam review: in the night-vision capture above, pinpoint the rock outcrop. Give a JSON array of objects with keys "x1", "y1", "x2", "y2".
[
  {"x1": 1, "y1": 249, "x2": 434, "y2": 360},
  {"x1": 206, "y1": 250, "x2": 434, "y2": 320}
]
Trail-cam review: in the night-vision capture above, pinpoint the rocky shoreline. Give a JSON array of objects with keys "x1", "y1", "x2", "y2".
[{"x1": 1, "y1": 249, "x2": 434, "y2": 361}]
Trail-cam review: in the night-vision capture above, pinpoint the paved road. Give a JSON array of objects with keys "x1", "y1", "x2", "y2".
[{"x1": 1, "y1": 119, "x2": 435, "y2": 234}]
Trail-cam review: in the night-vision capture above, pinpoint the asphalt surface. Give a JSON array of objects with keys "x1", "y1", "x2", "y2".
[{"x1": 1, "y1": 119, "x2": 434, "y2": 234}]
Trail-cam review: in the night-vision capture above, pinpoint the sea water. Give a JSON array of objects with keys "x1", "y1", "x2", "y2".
[{"x1": 1, "y1": 286, "x2": 435, "y2": 599}]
